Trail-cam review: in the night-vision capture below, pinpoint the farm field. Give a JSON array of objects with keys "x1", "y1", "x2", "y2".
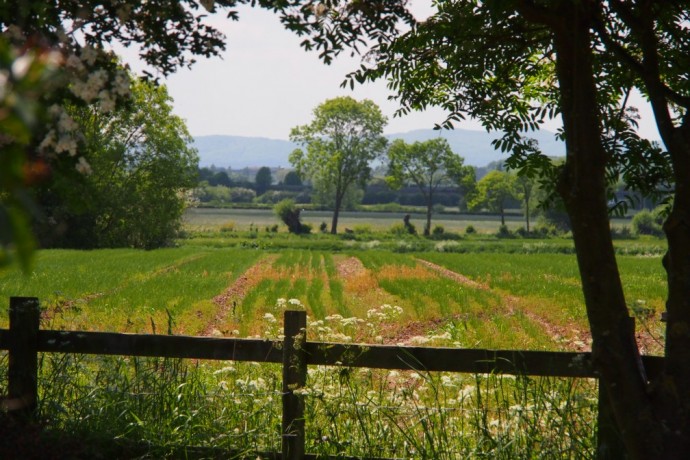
[
  {"x1": 0, "y1": 244, "x2": 666, "y2": 354},
  {"x1": 184, "y1": 206, "x2": 635, "y2": 233},
  {"x1": 0, "y1": 236, "x2": 667, "y2": 458}
]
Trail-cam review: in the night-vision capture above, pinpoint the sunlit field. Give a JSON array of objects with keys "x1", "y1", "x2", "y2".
[{"x1": 0, "y1": 224, "x2": 667, "y2": 458}]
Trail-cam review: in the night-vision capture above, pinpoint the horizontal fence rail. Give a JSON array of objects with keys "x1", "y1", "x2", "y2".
[{"x1": 0, "y1": 297, "x2": 663, "y2": 459}]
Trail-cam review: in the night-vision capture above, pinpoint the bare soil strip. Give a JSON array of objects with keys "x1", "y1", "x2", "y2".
[
  {"x1": 416, "y1": 258, "x2": 593, "y2": 351},
  {"x1": 417, "y1": 258, "x2": 662, "y2": 354},
  {"x1": 201, "y1": 255, "x2": 278, "y2": 336}
]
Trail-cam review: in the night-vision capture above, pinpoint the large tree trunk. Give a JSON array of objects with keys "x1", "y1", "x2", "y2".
[
  {"x1": 617, "y1": 3, "x2": 690, "y2": 452},
  {"x1": 547, "y1": 4, "x2": 660, "y2": 458},
  {"x1": 658, "y1": 123, "x2": 690, "y2": 455}
]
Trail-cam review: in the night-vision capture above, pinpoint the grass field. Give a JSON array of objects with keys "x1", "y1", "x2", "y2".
[{"x1": 0, "y1": 225, "x2": 668, "y2": 458}]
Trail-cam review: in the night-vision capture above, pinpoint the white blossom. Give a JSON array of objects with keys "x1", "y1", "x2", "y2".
[
  {"x1": 80, "y1": 46, "x2": 98, "y2": 66},
  {"x1": 98, "y1": 90, "x2": 116, "y2": 112},
  {"x1": 56, "y1": 135, "x2": 78, "y2": 156},
  {"x1": 75, "y1": 156, "x2": 92, "y2": 175},
  {"x1": 58, "y1": 112, "x2": 78, "y2": 132}
]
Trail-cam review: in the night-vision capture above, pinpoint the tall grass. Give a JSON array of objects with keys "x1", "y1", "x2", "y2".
[{"x1": 11, "y1": 308, "x2": 597, "y2": 459}]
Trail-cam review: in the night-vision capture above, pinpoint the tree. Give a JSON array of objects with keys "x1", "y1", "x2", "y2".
[
  {"x1": 0, "y1": 0, "x2": 244, "y2": 266},
  {"x1": 273, "y1": 199, "x2": 310, "y2": 234},
  {"x1": 514, "y1": 173, "x2": 537, "y2": 233},
  {"x1": 386, "y1": 138, "x2": 473, "y2": 236},
  {"x1": 209, "y1": 171, "x2": 233, "y2": 187},
  {"x1": 468, "y1": 170, "x2": 516, "y2": 226},
  {"x1": 289, "y1": 96, "x2": 387, "y2": 234},
  {"x1": 254, "y1": 166, "x2": 272, "y2": 196},
  {"x1": 36, "y1": 77, "x2": 198, "y2": 249},
  {"x1": 282, "y1": 170, "x2": 302, "y2": 187},
  {"x1": 278, "y1": 1, "x2": 690, "y2": 456}
]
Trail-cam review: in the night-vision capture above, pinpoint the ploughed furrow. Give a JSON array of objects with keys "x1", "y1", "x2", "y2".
[{"x1": 416, "y1": 258, "x2": 592, "y2": 352}]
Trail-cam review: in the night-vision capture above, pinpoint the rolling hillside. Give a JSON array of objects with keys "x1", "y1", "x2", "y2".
[{"x1": 193, "y1": 128, "x2": 565, "y2": 169}]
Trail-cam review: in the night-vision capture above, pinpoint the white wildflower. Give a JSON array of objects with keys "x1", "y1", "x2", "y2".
[
  {"x1": 263, "y1": 312, "x2": 276, "y2": 323},
  {"x1": 440, "y1": 375, "x2": 455, "y2": 388},
  {"x1": 409, "y1": 336, "x2": 430, "y2": 345},
  {"x1": 213, "y1": 366, "x2": 236, "y2": 375}
]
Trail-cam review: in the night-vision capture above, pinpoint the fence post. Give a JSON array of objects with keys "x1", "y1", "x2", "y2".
[
  {"x1": 282, "y1": 310, "x2": 307, "y2": 460},
  {"x1": 8, "y1": 297, "x2": 40, "y2": 420}
]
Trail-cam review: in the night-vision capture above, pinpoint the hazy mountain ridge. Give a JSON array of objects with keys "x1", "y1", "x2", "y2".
[{"x1": 193, "y1": 128, "x2": 565, "y2": 169}]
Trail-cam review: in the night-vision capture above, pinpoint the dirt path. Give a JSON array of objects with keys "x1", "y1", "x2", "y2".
[
  {"x1": 416, "y1": 258, "x2": 664, "y2": 354},
  {"x1": 201, "y1": 255, "x2": 277, "y2": 336}
]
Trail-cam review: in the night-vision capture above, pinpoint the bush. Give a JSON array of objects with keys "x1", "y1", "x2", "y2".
[
  {"x1": 219, "y1": 221, "x2": 236, "y2": 233},
  {"x1": 319, "y1": 222, "x2": 328, "y2": 233},
  {"x1": 496, "y1": 224, "x2": 513, "y2": 238},
  {"x1": 254, "y1": 190, "x2": 298, "y2": 204},
  {"x1": 611, "y1": 225, "x2": 634, "y2": 240},
  {"x1": 390, "y1": 223, "x2": 411, "y2": 236},
  {"x1": 631, "y1": 209, "x2": 664, "y2": 237},
  {"x1": 432, "y1": 225, "x2": 445, "y2": 236},
  {"x1": 403, "y1": 214, "x2": 417, "y2": 235},
  {"x1": 465, "y1": 225, "x2": 476, "y2": 235},
  {"x1": 229, "y1": 187, "x2": 257, "y2": 203},
  {"x1": 353, "y1": 224, "x2": 374, "y2": 235},
  {"x1": 273, "y1": 199, "x2": 311, "y2": 234}
]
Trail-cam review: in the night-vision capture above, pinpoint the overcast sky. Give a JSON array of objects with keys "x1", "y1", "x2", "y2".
[{"x1": 121, "y1": 2, "x2": 660, "y2": 142}]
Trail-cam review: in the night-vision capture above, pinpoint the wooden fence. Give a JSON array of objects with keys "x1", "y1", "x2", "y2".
[{"x1": 0, "y1": 297, "x2": 662, "y2": 459}]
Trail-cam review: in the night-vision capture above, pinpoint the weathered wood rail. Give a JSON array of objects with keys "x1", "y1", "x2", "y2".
[{"x1": 0, "y1": 297, "x2": 661, "y2": 459}]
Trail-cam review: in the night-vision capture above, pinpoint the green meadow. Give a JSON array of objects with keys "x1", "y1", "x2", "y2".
[{"x1": 0, "y1": 216, "x2": 668, "y2": 458}]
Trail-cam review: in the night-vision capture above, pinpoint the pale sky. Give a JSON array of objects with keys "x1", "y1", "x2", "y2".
[{"x1": 121, "y1": 2, "x2": 661, "y2": 142}]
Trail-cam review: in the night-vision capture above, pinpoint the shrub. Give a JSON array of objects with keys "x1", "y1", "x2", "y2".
[
  {"x1": 465, "y1": 225, "x2": 476, "y2": 235},
  {"x1": 611, "y1": 225, "x2": 634, "y2": 240},
  {"x1": 273, "y1": 199, "x2": 311, "y2": 234},
  {"x1": 432, "y1": 225, "x2": 445, "y2": 235},
  {"x1": 219, "y1": 221, "x2": 236, "y2": 233},
  {"x1": 254, "y1": 190, "x2": 298, "y2": 204},
  {"x1": 390, "y1": 223, "x2": 410, "y2": 236},
  {"x1": 631, "y1": 209, "x2": 664, "y2": 237},
  {"x1": 229, "y1": 187, "x2": 257, "y2": 203},
  {"x1": 403, "y1": 214, "x2": 417, "y2": 235},
  {"x1": 319, "y1": 222, "x2": 328, "y2": 233},
  {"x1": 432, "y1": 203, "x2": 446, "y2": 214},
  {"x1": 496, "y1": 224, "x2": 513, "y2": 238},
  {"x1": 353, "y1": 224, "x2": 374, "y2": 235}
]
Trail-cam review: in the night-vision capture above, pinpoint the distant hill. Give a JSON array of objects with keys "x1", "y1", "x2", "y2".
[{"x1": 193, "y1": 128, "x2": 565, "y2": 169}]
